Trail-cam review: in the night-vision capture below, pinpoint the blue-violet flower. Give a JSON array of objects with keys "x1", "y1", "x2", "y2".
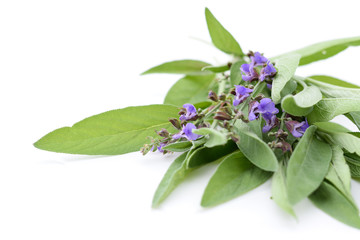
[
  {"x1": 233, "y1": 85, "x2": 253, "y2": 106},
  {"x1": 285, "y1": 119, "x2": 309, "y2": 138},
  {"x1": 240, "y1": 61, "x2": 259, "y2": 82},
  {"x1": 179, "y1": 103, "x2": 197, "y2": 121},
  {"x1": 259, "y1": 61, "x2": 277, "y2": 81},
  {"x1": 172, "y1": 123, "x2": 200, "y2": 141}
]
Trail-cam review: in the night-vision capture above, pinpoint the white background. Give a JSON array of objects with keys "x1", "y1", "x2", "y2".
[{"x1": 1, "y1": 0, "x2": 360, "y2": 239}]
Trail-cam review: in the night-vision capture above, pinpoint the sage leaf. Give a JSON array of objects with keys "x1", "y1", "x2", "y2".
[
  {"x1": 314, "y1": 121, "x2": 350, "y2": 133},
  {"x1": 271, "y1": 54, "x2": 301, "y2": 104},
  {"x1": 205, "y1": 8, "x2": 243, "y2": 56},
  {"x1": 344, "y1": 153, "x2": 360, "y2": 178},
  {"x1": 328, "y1": 132, "x2": 360, "y2": 156},
  {"x1": 230, "y1": 60, "x2": 246, "y2": 85},
  {"x1": 309, "y1": 181, "x2": 360, "y2": 229},
  {"x1": 271, "y1": 161, "x2": 296, "y2": 217},
  {"x1": 34, "y1": 104, "x2": 179, "y2": 155},
  {"x1": 164, "y1": 74, "x2": 216, "y2": 106},
  {"x1": 307, "y1": 75, "x2": 360, "y2": 89},
  {"x1": 306, "y1": 77, "x2": 360, "y2": 99},
  {"x1": 142, "y1": 60, "x2": 211, "y2": 75},
  {"x1": 235, "y1": 128, "x2": 278, "y2": 172},
  {"x1": 162, "y1": 141, "x2": 192, "y2": 152},
  {"x1": 192, "y1": 128, "x2": 228, "y2": 148},
  {"x1": 325, "y1": 146, "x2": 354, "y2": 202},
  {"x1": 201, "y1": 151, "x2": 272, "y2": 207},
  {"x1": 345, "y1": 112, "x2": 360, "y2": 130},
  {"x1": 287, "y1": 126, "x2": 332, "y2": 205},
  {"x1": 307, "y1": 98, "x2": 360, "y2": 123},
  {"x1": 202, "y1": 65, "x2": 230, "y2": 73},
  {"x1": 280, "y1": 79, "x2": 297, "y2": 98},
  {"x1": 281, "y1": 85, "x2": 322, "y2": 116},
  {"x1": 186, "y1": 140, "x2": 237, "y2": 168},
  {"x1": 275, "y1": 36, "x2": 360, "y2": 66},
  {"x1": 152, "y1": 152, "x2": 192, "y2": 208}
]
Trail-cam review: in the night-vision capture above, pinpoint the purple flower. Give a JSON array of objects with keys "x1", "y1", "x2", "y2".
[
  {"x1": 233, "y1": 85, "x2": 253, "y2": 106},
  {"x1": 179, "y1": 103, "x2": 197, "y2": 121},
  {"x1": 262, "y1": 112, "x2": 279, "y2": 133},
  {"x1": 259, "y1": 61, "x2": 277, "y2": 81},
  {"x1": 249, "y1": 98, "x2": 279, "y2": 121},
  {"x1": 172, "y1": 123, "x2": 200, "y2": 141},
  {"x1": 285, "y1": 119, "x2": 309, "y2": 138},
  {"x1": 251, "y1": 52, "x2": 268, "y2": 66},
  {"x1": 157, "y1": 142, "x2": 166, "y2": 153},
  {"x1": 240, "y1": 61, "x2": 259, "y2": 82}
]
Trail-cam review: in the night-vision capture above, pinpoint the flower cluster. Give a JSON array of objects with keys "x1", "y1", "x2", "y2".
[
  {"x1": 249, "y1": 98, "x2": 279, "y2": 133},
  {"x1": 241, "y1": 52, "x2": 277, "y2": 84}
]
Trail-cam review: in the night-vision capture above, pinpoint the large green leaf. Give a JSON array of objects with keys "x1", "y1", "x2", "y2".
[
  {"x1": 164, "y1": 74, "x2": 216, "y2": 106},
  {"x1": 306, "y1": 77, "x2": 360, "y2": 99},
  {"x1": 34, "y1": 104, "x2": 179, "y2": 155},
  {"x1": 235, "y1": 128, "x2": 278, "y2": 172},
  {"x1": 275, "y1": 36, "x2": 360, "y2": 66},
  {"x1": 271, "y1": 161, "x2": 296, "y2": 217},
  {"x1": 328, "y1": 132, "x2": 360, "y2": 156},
  {"x1": 271, "y1": 54, "x2": 301, "y2": 104},
  {"x1": 205, "y1": 8, "x2": 243, "y2": 56},
  {"x1": 309, "y1": 181, "x2": 360, "y2": 229},
  {"x1": 286, "y1": 126, "x2": 332, "y2": 205},
  {"x1": 307, "y1": 98, "x2": 360, "y2": 123},
  {"x1": 307, "y1": 75, "x2": 360, "y2": 89},
  {"x1": 141, "y1": 60, "x2": 211, "y2": 75},
  {"x1": 192, "y1": 128, "x2": 228, "y2": 148},
  {"x1": 186, "y1": 140, "x2": 237, "y2": 168},
  {"x1": 201, "y1": 151, "x2": 272, "y2": 207},
  {"x1": 152, "y1": 152, "x2": 192, "y2": 208},
  {"x1": 281, "y1": 85, "x2": 322, "y2": 116}
]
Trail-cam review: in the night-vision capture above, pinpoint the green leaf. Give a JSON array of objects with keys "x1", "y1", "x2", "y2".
[
  {"x1": 328, "y1": 132, "x2": 360, "y2": 156},
  {"x1": 307, "y1": 75, "x2": 360, "y2": 89},
  {"x1": 192, "y1": 128, "x2": 228, "y2": 148},
  {"x1": 152, "y1": 152, "x2": 193, "y2": 208},
  {"x1": 141, "y1": 60, "x2": 211, "y2": 75},
  {"x1": 281, "y1": 85, "x2": 322, "y2": 116},
  {"x1": 201, "y1": 151, "x2": 272, "y2": 207},
  {"x1": 344, "y1": 153, "x2": 360, "y2": 178},
  {"x1": 186, "y1": 140, "x2": 238, "y2": 168},
  {"x1": 286, "y1": 126, "x2": 332, "y2": 205},
  {"x1": 280, "y1": 79, "x2": 297, "y2": 98},
  {"x1": 275, "y1": 36, "x2": 360, "y2": 66},
  {"x1": 230, "y1": 60, "x2": 246, "y2": 85},
  {"x1": 306, "y1": 77, "x2": 360, "y2": 99},
  {"x1": 202, "y1": 65, "x2": 230, "y2": 73},
  {"x1": 325, "y1": 146, "x2": 354, "y2": 202},
  {"x1": 271, "y1": 54, "x2": 301, "y2": 104},
  {"x1": 162, "y1": 141, "x2": 192, "y2": 152},
  {"x1": 34, "y1": 104, "x2": 179, "y2": 155},
  {"x1": 345, "y1": 112, "x2": 360, "y2": 130},
  {"x1": 234, "y1": 128, "x2": 278, "y2": 172},
  {"x1": 271, "y1": 161, "x2": 296, "y2": 217},
  {"x1": 164, "y1": 74, "x2": 216, "y2": 106},
  {"x1": 309, "y1": 181, "x2": 360, "y2": 229},
  {"x1": 307, "y1": 98, "x2": 360, "y2": 123},
  {"x1": 314, "y1": 121, "x2": 350, "y2": 133},
  {"x1": 205, "y1": 8, "x2": 243, "y2": 56}
]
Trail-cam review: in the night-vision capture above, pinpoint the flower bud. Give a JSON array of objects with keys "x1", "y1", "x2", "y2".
[
  {"x1": 156, "y1": 128, "x2": 169, "y2": 137},
  {"x1": 214, "y1": 111, "x2": 232, "y2": 121},
  {"x1": 208, "y1": 90, "x2": 219, "y2": 102},
  {"x1": 169, "y1": 118, "x2": 181, "y2": 130}
]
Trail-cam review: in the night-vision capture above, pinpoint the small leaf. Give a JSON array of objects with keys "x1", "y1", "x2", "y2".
[
  {"x1": 271, "y1": 161, "x2": 296, "y2": 217},
  {"x1": 307, "y1": 75, "x2": 360, "y2": 89},
  {"x1": 286, "y1": 126, "x2": 332, "y2": 205},
  {"x1": 162, "y1": 141, "x2": 192, "y2": 152},
  {"x1": 34, "y1": 104, "x2": 179, "y2": 155},
  {"x1": 230, "y1": 60, "x2": 246, "y2": 86},
  {"x1": 280, "y1": 79, "x2": 297, "y2": 98},
  {"x1": 309, "y1": 181, "x2": 360, "y2": 229},
  {"x1": 274, "y1": 36, "x2": 360, "y2": 66},
  {"x1": 186, "y1": 140, "x2": 238, "y2": 168},
  {"x1": 307, "y1": 98, "x2": 360, "y2": 123},
  {"x1": 152, "y1": 152, "x2": 192, "y2": 208},
  {"x1": 192, "y1": 128, "x2": 228, "y2": 148},
  {"x1": 202, "y1": 65, "x2": 230, "y2": 73},
  {"x1": 306, "y1": 76, "x2": 360, "y2": 99},
  {"x1": 234, "y1": 128, "x2": 278, "y2": 172},
  {"x1": 345, "y1": 112, "x2": 360, "y2": 130},
  {"x1": 328, "y1": 132, "x2": 360, "y2": 156},
  {"x1": 271, "y1": 54, "x2": 301, "y2": 104},
  {"x1": 142, "y1": 60, "x2": 211, "y2": 75},
  {"x1": 201, "y1": 151, "x2": 272, "y2": 207},
  {"x1": 205, "y1": 8, "x2": 243, "y2": 56},
  {"x1": 281, "y1": 85, "x2": 322, "y2": 116},
  {"x1": 164, "y1": 74, "x2": 216, "y2": 106}
]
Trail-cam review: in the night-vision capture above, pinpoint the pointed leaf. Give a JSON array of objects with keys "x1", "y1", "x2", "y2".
[
  {"x1": 328, "y1": 132, "x2": 360, "y2": 156},
  {"x1": 280, "y1": 79, "x2": 297, "y2": 98},
  {"x1": 142, "y1": 60, "x2": 211, "y2": 75},
  {"x1": 162, "y1": 141, "x2": 192, "y2": 152},
  {"x1": 275, "y1": 36, "x2": 360, "y2": 66},
  {"x1": 314, "y1": 121, "x2": 350, "y2": 133},
  {"x1": 34, "y1": 104, "x2": 179, "y2": 155},
  {"x1": 287, "y1": 126, "x2": 332, "y2": 205},
  {"x1": 271, "y1": 54, "x2": 301, "y2": 104},
  {"x1": 201, "y1": 151, "x2": 272, "y2": 207},
  {"x1": 205, "y1": 8, "x2": 243, "y2": 56},
  {"x1": 202, "y1": 65, "x2": 230, "y2": 73},
  {"x1": 192, "y1": 128, "x2": 228, "y2": 148},
  {"x1": 309, "y1": 181, "x2": 360, "y2": 229},
  {"x1": 306, "y1": 77, "x2": 360, "y2": 99},
  {"x1": 345, "y1": 112, "x2": 360, "y2": 130},
  {"x1": 307, "y1": 98, "x2": 360, "y2": 123},
  {"x1": 281, "y1": 85, "x2": 322, "y2": 116},
  {"x1": 307, "y1": 75, "x2": 360, "y2": 89},
  {"x1": 164, "y1": 74, "x2": 216, "y2": 106}
]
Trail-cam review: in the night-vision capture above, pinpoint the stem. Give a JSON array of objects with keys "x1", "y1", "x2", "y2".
[
  {"x1": 293, "y1": 75, "x2": 308, "y2": 89},
  {"x1": 279, "y1": 112, "x2": 286, "y2": 129}
]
